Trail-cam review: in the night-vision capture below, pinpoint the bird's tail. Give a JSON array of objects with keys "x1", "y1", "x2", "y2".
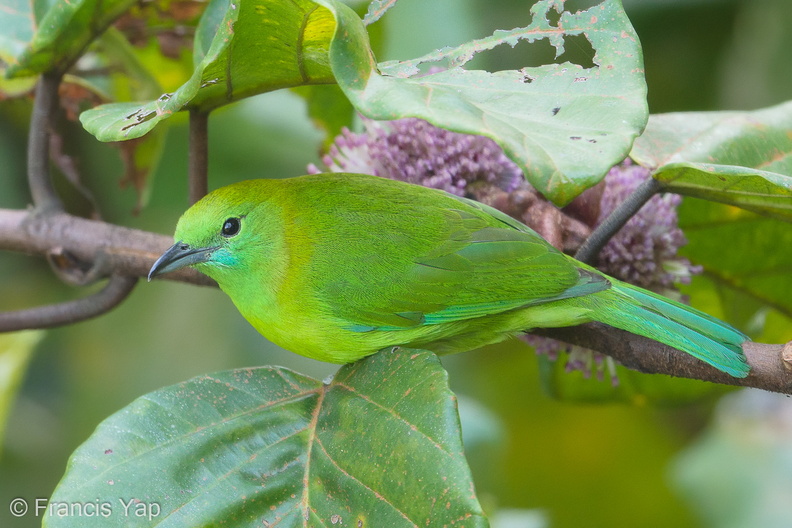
[{"x1": 591, "y1": 280, "x2": 750, "y2": 378}]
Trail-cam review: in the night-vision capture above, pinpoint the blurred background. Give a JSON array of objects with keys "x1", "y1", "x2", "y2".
[{"x1": 2, "y1": 0, "x2": 792, "y2": 526}]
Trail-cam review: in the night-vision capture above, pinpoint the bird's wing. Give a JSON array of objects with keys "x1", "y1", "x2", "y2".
[{"x1": 320, "y1": 197, "x2": 609, "y2": 331}]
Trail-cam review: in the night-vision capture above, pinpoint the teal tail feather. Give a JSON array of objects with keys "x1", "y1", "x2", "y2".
[{"x1": 592, "y1": 281, "x2": 750, "y2": 378}]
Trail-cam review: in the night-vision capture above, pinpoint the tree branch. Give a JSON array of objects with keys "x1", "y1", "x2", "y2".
[
  {"x1": 0, "y1": 208, "x2": 214, "y2": 287},
  {"x1": 574, "y1": 176, "x2": 663, "y2": 264},
  {"x1": 0, "y1": 275, "x2": 137, "y2": 331},
  {"x1": 535, "y1": 324, "x2": 792, "y2": 394}
]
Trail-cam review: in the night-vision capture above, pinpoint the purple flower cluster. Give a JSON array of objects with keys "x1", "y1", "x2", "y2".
[
  {"x1": 311, "y1": 118, "x2": 701, "y2": 384},
  {"x1": 597, "y1": 160, "x2": 701, "y2": 290},
  {"x1": 309, "y1": 118, "x2": 524, "y2": 196}
]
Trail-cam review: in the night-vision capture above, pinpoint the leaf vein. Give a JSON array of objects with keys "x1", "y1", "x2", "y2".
[{"x1": 314, "y1": 436, "x2": 419, "y2": 527}]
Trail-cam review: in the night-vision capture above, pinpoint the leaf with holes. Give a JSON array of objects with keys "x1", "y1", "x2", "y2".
[
  {"x1": 82, "y1": 0, "x2": 646, "y2": 208},
  {"x1": 331, "y1": 0, "x2": 648, "y2": 205},
  {"x1": 631, "y1": 101, "x2": 792, "y2": 221},
  {"x1": 80, "y1": 0, "x2": 347, "y2": 141},
  {"x1": 44, "y1": 348, "x2": 487, "y2": 527}
]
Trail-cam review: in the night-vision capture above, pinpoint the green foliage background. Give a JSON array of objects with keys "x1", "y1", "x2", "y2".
[{"x1": 1, "y1": 0, "x2": 791, "y2": 526}]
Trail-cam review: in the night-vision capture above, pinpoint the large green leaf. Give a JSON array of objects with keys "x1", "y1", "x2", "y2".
[
  {"x1": 653, "y1": 162, "x2": 792, "y2": 222},
  {"x1": 678, "y1": 198, "x2": 792, "y2": 319},
  {"x1": 80, "y1": 0, "x2": 343, "y2": 141},
  {"x1": 45, "y1": 348, "x2": 487, "y2": 527},
  {"x1": 630, "y1": 101, "x2": 792, "y2": 221},
  {"x1": 0, "y1": 331, "x2": 43, "y2": 458},
  {"x1": 330, "y1": 0, "x2": 648, "y2": 205},
  {"x1": 4, "y1": 0, "x2": 137, "y2": 77}
]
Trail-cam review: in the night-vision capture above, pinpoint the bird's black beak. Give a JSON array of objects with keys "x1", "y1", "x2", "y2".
[{"x1": 148, "y1": 241, "x2": 218, "y2": 281}]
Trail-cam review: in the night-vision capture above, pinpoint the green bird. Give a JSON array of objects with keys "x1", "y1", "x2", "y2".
[{"x1": 149, "y1": 173, "x2": 750, "y2": 377}]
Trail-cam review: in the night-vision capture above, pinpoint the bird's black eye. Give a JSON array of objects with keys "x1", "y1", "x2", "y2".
[{"x1": 221, "y1": 217, "x2": 241, "y2": 237}]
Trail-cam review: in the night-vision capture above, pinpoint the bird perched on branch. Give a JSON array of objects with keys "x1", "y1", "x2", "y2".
[{"x1": 149, "y1": 173, "x2": 750, "y2": 377}]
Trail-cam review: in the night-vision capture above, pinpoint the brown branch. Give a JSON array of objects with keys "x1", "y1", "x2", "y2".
[
  {"x1": 535, "y1": 324, "x2": 792, "y2": 394},
  {"x1": 0, "y1": 275, "x2": 137, "y2": 331},
  {"x1": 28, "y1": 72, "x2": 65, "y2": 214},
  {"x1": 0, "y1": 208, "x2": 214, "y2": 287}
]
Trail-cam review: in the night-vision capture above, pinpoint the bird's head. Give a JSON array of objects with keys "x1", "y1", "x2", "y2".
[{"x1": 148, "y1": 180, "x2": 282, "y2": 285}]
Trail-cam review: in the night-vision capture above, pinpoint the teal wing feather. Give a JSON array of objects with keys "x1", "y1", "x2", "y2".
[{"x1": 590, "y1": 281, "x2": 750, "y2": 377}]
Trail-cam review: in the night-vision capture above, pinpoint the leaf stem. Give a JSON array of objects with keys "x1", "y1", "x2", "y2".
[
  {"x1": 188, "y1": 109, "x2": 209, "y2": 205},
  {"x1": 574, "y1": 176, "x2": 663, "y2": 264},
  {"x1": 27, "y1": 72, "x2": 65, "y2": 214}
]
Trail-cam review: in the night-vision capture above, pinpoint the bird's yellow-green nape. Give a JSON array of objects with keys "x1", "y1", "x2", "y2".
[{"x1": 149, "y1": 173, "x2": 750, "y2": 377}]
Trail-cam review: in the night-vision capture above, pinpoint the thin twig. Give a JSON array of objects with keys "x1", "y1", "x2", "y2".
[
  {"x1": 574, "y1": 176, "x2": 663, "y2": 265},
  {"x1": 0, "y1": 275, "x2": 138, "y2": 332},
  {"x1": 27, "y1": 72, "x2": 65, "y2": 213},
  {"x1": 188, "y1": 109, "x2": 209, "y2": 205}
]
